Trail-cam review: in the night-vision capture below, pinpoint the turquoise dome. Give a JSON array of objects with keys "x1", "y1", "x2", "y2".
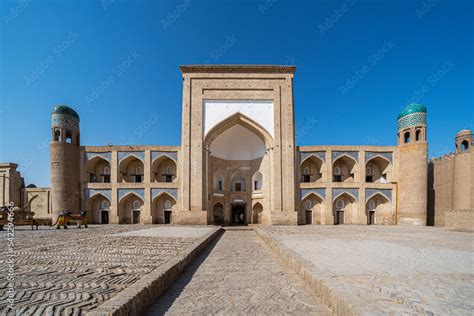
[
  {"x1": 51, "y1": 105, "x2": 79, "y2": 120},
  {"x1": 398, "y1": 103, "x2": 427, "y2": 119}
]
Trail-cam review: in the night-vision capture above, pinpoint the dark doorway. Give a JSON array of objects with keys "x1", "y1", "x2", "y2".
[
  {"x1": 132, "y1": 211, "x2": 140, "y2": 224},
  {"x1": 164, "y1": 211, "x2": 172, "y2": 224},
  {"x1": 231, "y1": 204, "x2": 246, "y2": 225},
  {"x1": 305, "y1": 210, "x2": 312, "y2": 225},
  {"x1": 335, "y1": 210, "x2": 344, "y2": 225},
  {"x1": 368, "y1": 211, "x2": 375, "y2": 225},
  {"x1": 101, "y1": 211, "x2": 109, "y2": 224}
]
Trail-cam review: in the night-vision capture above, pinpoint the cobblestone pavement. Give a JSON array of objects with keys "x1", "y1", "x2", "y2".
[
  {"x1": 0, "y1": 225, "x2": 212, "y2": 315},
  {"x1": 259, "y1": 225, "x2": 474, "y2": 315},
  {"x1": 146, "y1": 228, "x2": 331, "y2": 315}
]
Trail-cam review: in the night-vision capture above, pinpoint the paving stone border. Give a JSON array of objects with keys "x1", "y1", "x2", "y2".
[
  {"x1": 87, "y1": 227, "x2": 222, "y2": 316},
  {"x1": 255, "y1": 227, "x2": 359, "y2": 316}
]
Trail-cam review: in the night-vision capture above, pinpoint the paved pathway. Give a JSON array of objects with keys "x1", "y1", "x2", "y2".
[{"x1": 146, "y1": 228, "x2": 330, "y2": 315}]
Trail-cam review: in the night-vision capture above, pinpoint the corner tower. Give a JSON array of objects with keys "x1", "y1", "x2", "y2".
[
  {"x1": 396, "y1": 103, "x2": 428, "y2": 225},
  {"x1": 50, "y1": 105, "x2": 81, "y2": 220}
]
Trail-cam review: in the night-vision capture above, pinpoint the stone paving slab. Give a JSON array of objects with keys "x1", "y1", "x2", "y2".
[
  {"x1": 0, "y1": 225, "x2": 219, "y2": 315},
  {"x1": 257, "y1": 225, "x2": 474, "y2": 316},
  {"x1": 146, "y1": 229, "x2": 331, "y2": 315}
]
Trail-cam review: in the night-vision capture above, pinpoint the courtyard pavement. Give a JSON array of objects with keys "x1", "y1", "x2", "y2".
[
  {"x1": 258, "y1": 225, "x2": 474, "y2": 315},
  {"x1": 146, "y1": 227, "x2": 331, "y2": 315},
  {"x1": 0, "y1": 225, "x2": 214, "y2": 315},
  {"x1": 1, "y1": 225, "x2": 472, "y2": 315}
]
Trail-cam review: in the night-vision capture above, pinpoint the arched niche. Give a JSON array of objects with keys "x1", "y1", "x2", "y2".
[
  {"x1": 85, "y1": 156, "x2": 111, "y2": 183},
  {"x1": 301, "y1": 155, "x2": 324, "y2": 183},
  {"x1": 118, "y1": 193, "x2": 143, "y2": 224},
  {"x1": 365, "y1": 156, "x2": 391, "y2": 183},
  {"x1": 366, "y1": 193, "x2": 391, "y2": 225},
  {"x1": 333, "y1": 192, "x2": 356, "y2": 225},
  {"x1": 119, "y1": 156, "x2": 144, "y2": 183},
  {"x1": 301, "y1": 193, "x2": 324, "y2": 225},
  {"x1": 152, "y1": 155, "x2": 177, "y2": 183},
  {"x1": 332, "y1": 155, "x2": 357, "y2": 183},
  {"x1": 152, "y1": 193, "x2": 177, "y2": 224}
]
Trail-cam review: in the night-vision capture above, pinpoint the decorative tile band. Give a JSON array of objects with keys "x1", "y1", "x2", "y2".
[
  {"x1": 300, "y1": 188, "x2": 326, "y2": 200},
  {"x1": 398, "y1": 112, "x2": 426, "y2": 130},
  {"x1": 152, "y1": 188, "x2": 178, "y2": 201},
  {"x1": 85, "y1": 152, "x2": 112, "y2": 162},
  {"x1": 51, "y1": 113, "x2": 79, "y2": 130},
  {"x1": 365, "y1": 151, "x2": 393, "y2": 163},
  {"x1": 332, "y1": 151, "x2": 358, "y2": 163},
  {"x1": 300, "y1": 151, "x2": 325, "y2": 163},
  {"x1": 118, "y1": 189, "x2": 145, "y2": 201},
  {"x1": 366, "y1": 188, "x2": 392, "y2": 202},
  {"x1": 151, "y1": 151, "x2": 178, "y2": 162},
  {"x1": 332, "y1": 188, "x2": 359, "y2": 201},
  {"x1": 84, "y1": 189, "x2": 112, "y2": 202},
  {"x1": 118, "y1": 151, "x2": 145, "y2": 162}
]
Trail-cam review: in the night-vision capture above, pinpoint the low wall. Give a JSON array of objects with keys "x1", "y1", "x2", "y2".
[{"x1": 87, "y1": 227, "x2": 222, "y2": 316}]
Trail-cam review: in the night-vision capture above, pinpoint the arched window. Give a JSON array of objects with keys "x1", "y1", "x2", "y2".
[
  {"x1": 102, "y1": 166, "x2": 111, "y2": 183},
  {"x1": 65, "y1": 130, "x2": 73, "y2": 144},
  {"x1": 461, "y1": 140, "x2": 469, "y2": 152},
  {"x1": 415, "y1": 129, "x2": 421, "y2": 141},
  {"x1": 53, "y1": 128, "x2": 61, "y2": 141},
  {"x1": 213, "y1": 172, "x2": 224, "y2": 191},
  {"x1": 132, "y1": 200, "x2": 141, "y2": 210},
  {"x1": 334, "y1": 167, "x2": 341, "y2": 175},
  {"x1": 404, "y1": 131, "x2": 411, "y2": 144},
  {"x1": 135, "y1": 166, "x2": 142, "y2": 174},
  {"x1": 253, "y1": 172, "x2": 263, "y2": 191},
  {"x1": 366, "y1": 166, "x2": 373, "y2": 183},
  {"x1": 166, "y1": 166, "x2": 172, "y2": 175},
  {"x1": 164, "y1": 200, "x2": 172, "y2": 209},
  {"x1": 305, "y1": 200, "x2": 312, "y2": 210},
  {"x1": 101, "y1": 200, "x2": 109, "y2": 210},
  {"x1": 336, "y1": 199, "x2": 345, "y2": 209}
]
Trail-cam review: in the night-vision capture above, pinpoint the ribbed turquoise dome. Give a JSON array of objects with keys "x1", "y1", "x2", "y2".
[
  {"x1": 51, "y1": 105, "x2": 79, "y2": 120},
  {"x1": 398, "y1": 103, "x2": 427, "y2": 119}
]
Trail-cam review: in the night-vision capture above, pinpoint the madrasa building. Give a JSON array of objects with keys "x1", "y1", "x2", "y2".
[{"x1": 1, "y1": 65, "x2": 472, "y2": 228}]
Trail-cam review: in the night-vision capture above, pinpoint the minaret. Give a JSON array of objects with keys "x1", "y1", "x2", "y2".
[
  {"x1": 396, "y1": 103, "x2": 428, "y2": 225},
  {"x1": 50, "y1": 105, "x2": 81, "y2": 221},
  {"x1": 453, "y1": 129, "x2": 473, "y2": 210}
]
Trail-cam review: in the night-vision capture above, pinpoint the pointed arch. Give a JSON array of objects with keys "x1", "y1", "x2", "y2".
[
  {"x1": 86, "y1": 193, "x2": 111, "y2": 224},
  {"x1": 213, "y1": 202, "x2": 225, "y2": 224},
  {"x1": 119, "y1": 155, "x2": 144, "y2": 183},
  {"x1": 333, "y1": 192, "x2": 357, "y2": 225},
  {"x1": 365, "y1": 155, "x2": 391, "y2": 183},
  {"x1": 152, "y1": 192, "x2": 177, "y2": 224},
  {"x1": 301, "y1": 191, "x2": 325, "y2": 202},
  {"x1": 252, "y1": 171, "x2": 263, "y2": 191},
  {"x1": 85, "y1": 156, "x2": 111, "y2": 183},
  {"x1": 252, "y1": 202, "x2": 263, "y2": 224},
  {"x1": 152, "y1": 191, "x2": 177, "y2": 204},
  {"x1": 332, "y1": 191, "x2": 358, "y2": 202},
  {"x1": 366, "y1": 193, "x2": 391, "y2": 225},
  {"x1": 152, "y1": 155, "x2": 177, "y2": 183},
  {"x1": 118, "y1": 192, "x2": 144, "y2": 224},
  {"x1": 332, "y1": 155, "x2": 358, "y2": 183},
  {"x1": 204, "y1": 112, "x2": 273, "y2": 147},
  {"x1": 301, "y1": 154, "x2": 324, "y2": 183}
]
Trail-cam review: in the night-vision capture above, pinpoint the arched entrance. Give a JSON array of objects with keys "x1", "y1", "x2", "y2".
[
  {"x1": 204, "y1": 112, "x2": 272, "y2": 226},
  {"x1": 213, "y1": 203, "x2": 224, "y2": 224},
  {"x1": 366, "y1": 193, "x2": 391, "y2": 225},
  {"x1": 86, "y1": 193, "x2": 110, "y2": 224},
  {"x1": 152, "y1": 193, "x2": 177, "y2": 224},
  {"x1": 119, "y1": 193, "x2": 143, "y2": 224},
  {"x1": 252, "y1": 202, "x2": 263, "y2": 224},
  {"x1": 231, "y1": 203, "x2": 246, "y2": 225},
  {"x1": 333, "y1": 193, "x2": 356, "y2": 225},
  {"x1": 301, "y1": 193, "x2": 324, "y2": 225}
]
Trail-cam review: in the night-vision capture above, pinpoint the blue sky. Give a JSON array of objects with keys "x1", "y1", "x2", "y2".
[{"x1": 1, "y1": 0, "x2": 472, "y2": 187}]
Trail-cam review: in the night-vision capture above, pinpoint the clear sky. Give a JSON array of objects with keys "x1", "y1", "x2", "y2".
[{"x1": 1, "y1": 0, "x2": 472, "y2": 187}]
